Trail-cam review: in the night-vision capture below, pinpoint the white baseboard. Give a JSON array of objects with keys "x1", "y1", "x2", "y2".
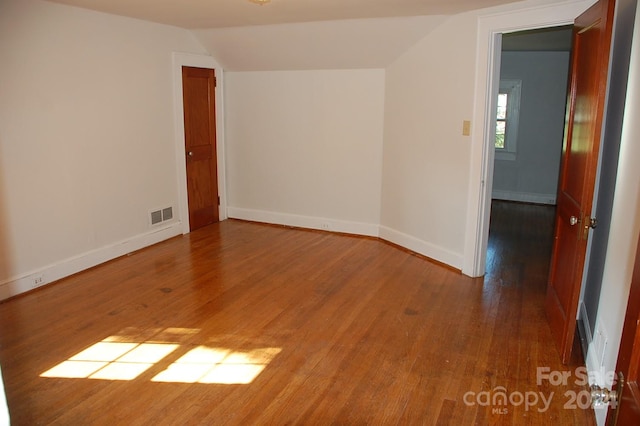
[
  {"x1": 227, "y1": 207, "x2": 380, "y2": 237},
  {"x1": 1, "y1": 208, "x2": 465, "y2": 301},
  {"x1": 227, "y1": 207, "x2": 464, "y2": 271},
  {"x1": 492, "y1": 190, "x2": 556, "y2": 205},
  {"x1": 378, "y1": 226, "x2": 463, "y2": 270},
  {"x1": 583, "y1": 309, "x2": 610, "y2": 426},
  {"x1": 579, "y1": 301, "x2": 599, "y2": 373},
  {"x1": 578, "y1": 302, "x2": 593, "y2": 351},
  {"x1": 0, "y1": 222, "x2": 183, "y2": 301}
]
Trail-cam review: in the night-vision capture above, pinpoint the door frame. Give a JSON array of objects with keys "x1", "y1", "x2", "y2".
[
  {"x1": 172, "y1": 52, "x2": 227, "y2": 234},
  {"x1": 462, "y1": 0, "x2": 595, "y2": 277}
]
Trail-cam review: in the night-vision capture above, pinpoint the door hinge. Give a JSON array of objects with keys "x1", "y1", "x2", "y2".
[
  {"x1": 217, "y1": 196, "x2": 220, "y2": 205},
  {"x1": 214, "y1": 77, "x2": 217, "y2": 88}
]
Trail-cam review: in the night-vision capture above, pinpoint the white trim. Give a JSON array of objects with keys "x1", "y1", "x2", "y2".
[
  {"x1": 0, "y1": 223, "x2": 183, "y2": 301},
  {"x1": 227, "y1": 207, "x2": 462, "y2": 268},
  {"x1": 227, "y1": 207, "x2": 380, "y2": 237},
  {"x1": 172, "y1": 52, "x2": 227, "y2": 235},
  {"x1": 0, "y1": 367, "x2": 8, "y2": 426},
  {"x1": 463, "y1": 0, "x2": 595, "y2": 277},
  {"x1": 491, "y1": 190, "x2": 557, "y2": 204},
  {"x1": 579, "y1": 301, "x2": 600, "y2": 373},
  {"x1": 495, "y1": 151, "x2": 517, "y2": 161},
  {"x1": 379, "y1": 226, "x2": 464, "y2": 270},
  {"x1": 495, "y1": 79, "x2": 522, "y2": 158}
]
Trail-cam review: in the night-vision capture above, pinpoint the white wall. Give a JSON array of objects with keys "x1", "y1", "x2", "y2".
[
  {"x1": 217, "y1": 0, "x2": 586, "y2": 272},
  {"x1": 0, "y1": 0, "x2": 209, "y2": 299},
  {"x1": 0, "y1": 0, "x2": 589, "y2": 302},
  {"x1": 379, "y1": 1, "x2": 581, "y2": 271},
  {"x1": 493, "y1": 51, "x2": 570, "y2": 205},
  {"x1": 380, "y1": 12, "x2": 478, "y2": 269},
  {"x1": 225, "y1": 70, "x2": 385, "y2": 236},
  {"x1": 589, "y1": 3, "x2": 640, "y2": 423}
]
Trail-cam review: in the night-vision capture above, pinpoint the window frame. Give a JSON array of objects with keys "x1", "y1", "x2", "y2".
[{"x1": 495, "y1": 79, "x2": 522, "y2": 161}]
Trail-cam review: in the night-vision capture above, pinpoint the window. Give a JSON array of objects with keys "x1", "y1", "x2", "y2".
[
  {"x1": 495, "y1": 79, "x2": 521, "y2": 161},
  {"x1": 495, "y1": 93, "x2": 508, "y2": 149}
]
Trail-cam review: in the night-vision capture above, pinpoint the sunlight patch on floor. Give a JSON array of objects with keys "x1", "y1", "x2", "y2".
[
  {"x1": 151, "y1": 346, "x2": 281, "y2": 384},
  {"x1": 40, "y1": 328, "x2": 281, "y2": 384},
  {"x1": 41, "y1": 342, "x2": 179, "y2": 381}
]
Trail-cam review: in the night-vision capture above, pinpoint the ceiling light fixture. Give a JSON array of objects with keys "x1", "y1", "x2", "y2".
[{"x1": 248, "y1": 0, "x2": 271, "y2": 5}]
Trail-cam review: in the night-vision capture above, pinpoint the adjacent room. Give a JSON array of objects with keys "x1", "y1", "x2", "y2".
[{"x1": 1, "y1": 0, "x2": 640, "y2": 424}]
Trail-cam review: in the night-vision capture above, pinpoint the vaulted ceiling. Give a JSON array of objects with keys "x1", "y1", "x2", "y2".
[
  {"x1": 43, "y1": 0, "x2": 571, "y2": 70},
  {"x1": 45, "y1": 0, "x2": 524, "y2": 29}
]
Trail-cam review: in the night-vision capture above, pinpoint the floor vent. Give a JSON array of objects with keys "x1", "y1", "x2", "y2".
[
  {"x1": 162, "y1": 207, "x2": 173, "y2": 221},
  {"x1": 150, "y1": 207, "x2": 173, "y2": 226}
]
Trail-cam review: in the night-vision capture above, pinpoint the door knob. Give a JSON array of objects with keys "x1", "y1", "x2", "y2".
[
  {"x1": 569, "y1": 216, "x2": 579, "y2": 226},
  {"x1": 591, "y1": 383, "x2": 617, "y2": 405},
  {"x1": 187, "y1": 151, "x2": 194, "y2": 157},
  {"x1": 591, "y1": 372, "x2": 624, "y2": 417}
]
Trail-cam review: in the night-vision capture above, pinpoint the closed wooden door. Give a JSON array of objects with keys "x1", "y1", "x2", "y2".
[
  {"x1": 182, "y1": 66, "x2": 219, "y2": 231},
  {"x1": 545, "y1": 0, "x2": 615, "y2": 364}
]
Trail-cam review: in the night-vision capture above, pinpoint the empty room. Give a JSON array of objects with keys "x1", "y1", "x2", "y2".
[{"x1": 1, "y1": 0, "x2": 640, "y2": 424}]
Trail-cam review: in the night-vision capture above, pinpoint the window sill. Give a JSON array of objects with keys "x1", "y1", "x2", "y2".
[{"x1": 495, "y1": 151, "x2": 516, "y2": 161}]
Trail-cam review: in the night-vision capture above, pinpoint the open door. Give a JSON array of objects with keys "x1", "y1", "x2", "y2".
[
  {"x1": 606, "y1": 230, "x2": 640, "y2": 424},
  {"x1": 545, "y1": 0, "x2": 616, "y2": 364},
  {"x1": 181, "y1": 66, "x2": 219, "y2": 231}
]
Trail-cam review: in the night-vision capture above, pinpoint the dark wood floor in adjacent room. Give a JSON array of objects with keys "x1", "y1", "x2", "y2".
[{"x1": 0, "y1": 201, "x2": 595, "y2": 425}]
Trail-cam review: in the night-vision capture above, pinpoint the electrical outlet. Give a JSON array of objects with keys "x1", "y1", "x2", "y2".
[
  {"x1": 320, "y1": 223, "x2": 330, "y2": 230},
  {"x1": 32, "y1": 275, "x2": 43, "y2": 288}
]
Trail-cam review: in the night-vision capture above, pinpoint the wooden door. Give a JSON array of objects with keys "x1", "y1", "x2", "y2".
[
  {"x1": 607, "y1": 231, "x2": 640, "y2": 424},
  {"x1": 545, "y1": 0, "x2": 616, "y2": 364},
  {"x1": 182, "y1": 66, "x2": 219, "y2": 231}
]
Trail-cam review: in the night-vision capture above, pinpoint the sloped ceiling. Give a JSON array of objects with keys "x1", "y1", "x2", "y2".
[
  {"x1": 193, "y1": 16, "x2": 448, "y2": 70},
  {"x1": 43, "y1": 0, "x2": 561, "y2": 70},
  {"x1": 45, "y1": 0, "x2": 523, "y2": 29}
]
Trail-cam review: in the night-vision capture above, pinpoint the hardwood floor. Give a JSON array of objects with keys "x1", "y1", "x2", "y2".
[{"x1": 0, "y1": 204, "x2": 595, "y2": 425}]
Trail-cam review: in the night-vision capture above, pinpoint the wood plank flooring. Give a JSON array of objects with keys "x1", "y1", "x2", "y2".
[{"x1": 0, "y1": 202, "x2": 596, "y2": 425}]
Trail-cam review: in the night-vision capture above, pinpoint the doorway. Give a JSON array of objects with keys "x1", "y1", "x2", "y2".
[
  {"x1": 462, "y1": 1, "x2": 592, "y2": 279},
  {"x1": 171, "y1": 53, "x2": 227, "y2": 235},
  {"x1": 481, "y1": 25, "x2": 574, "y2": 294},
  {"x1": 182, "y1": 66, "x2": 220, "y2": 231},
  {"x1": 486, "y1": 27, "x2": 572, "y2": 279},
  {"x1": 466, "y1": 0, "x2": 616, "y2": 366},
  {"x1": 479, "y1": 0, "x2": 635, "y2": 370},
  {"x1": 491, "y1": 26, "x2": 572, "y2": 207}
]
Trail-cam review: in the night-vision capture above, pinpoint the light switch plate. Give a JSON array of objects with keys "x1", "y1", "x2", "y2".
[{"x1": 462, "y1": 120, "x2": 471, "y2": 136}]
